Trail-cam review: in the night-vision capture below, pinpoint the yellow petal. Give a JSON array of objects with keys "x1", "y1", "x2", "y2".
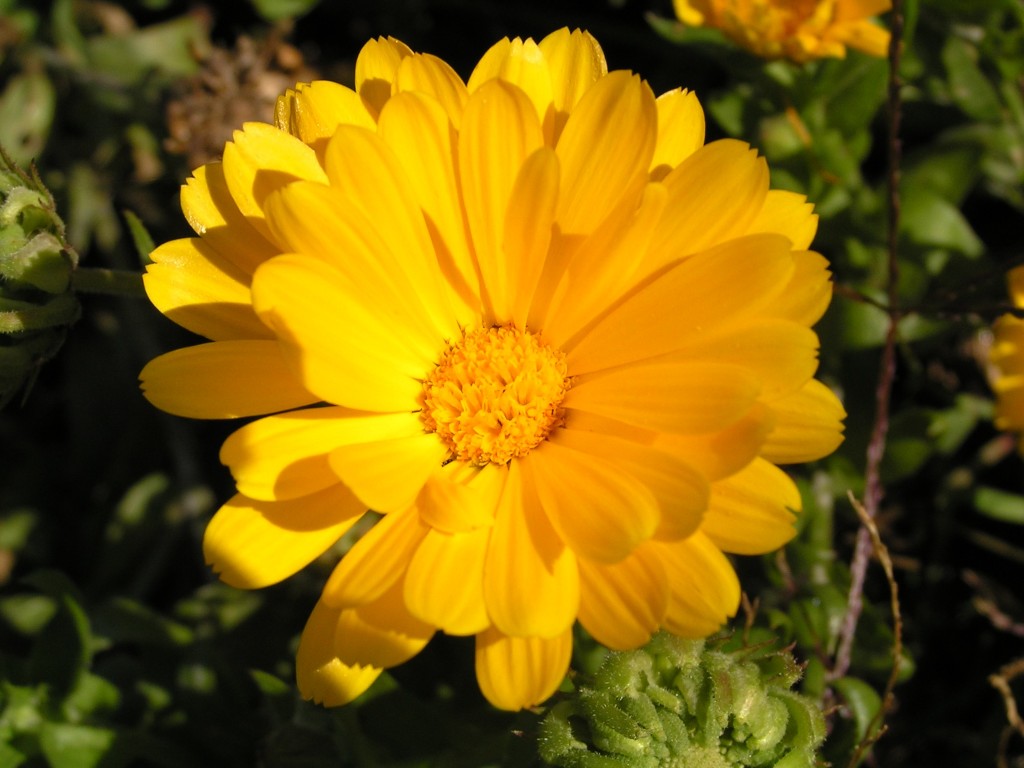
[
  {"x1": 405, "y1": 526, "x2": 491, "y2": 635},
  {"x1": 329, "y1": 433, "x2": 448, "y2": 514},
  {"x1": 377, "y1": 91, "x2": 480, "y2": 325},
  {"x1": 296, "y1": 599, "x2": 381, "y2": 706},
  {"x1": 321, "y1": 126, "x2": 459, "y2": 341},
  {"x1": 203, "y1": 487, "x2": 366, "y2": 588},
  {"x1": 475, "y1": 626, "x2": 572, "y2": 711},
  {"x1": 666, "y1": 319, "x2": 821, "y2": 403},
  {"x1": 140, "y1": 340, "x2": 316, "y2": 419},
  {"x1": 701, "y1": 458, "x2": 801, "y2": 555},
  {"x1": 555, "y1": 71, "x2": 656, "y2": 236},
  {"x1": 252, "y1": 254, "x2": 432, "y2": 412},
  {"x1": 523, "y1": 440, "x2": 660, "y2": 563},
  {"x1": 769, "y1": 250, "x2": 833, "y2": 327},
  {"x1": 483, "y1": 462, "x2": 579, "y2": 638},
  {"x1": 578, "y1": 551, "x2": 668, "y2": 650},
  {"x1": 262, "y1": 180, "x2": 451, "y2": 360},
  {"x1": 550, "y1": 426, "x2": 709, "y2": 542},
  {"x1": 760, "y1": 379, "x2": 846, "y2": 463},
  {"x1": 274, "y1": 80, "x2": 376, "y2": 156},
  {"x1": 748, "y1": 189, "x2": 818, "y2": 251},
  {"x1": 657, "y1": 402, "x2": 775, "y2": 482},
  {"x1": 566, "y1": 361, "x2": 762, "y2": 434},
  {"x1": 354, "y1": 36, "x2": 413, "y2": 119},
  {"x1": 458, "y1": 79, "x2": 544, "y2": 321},
  {"x1": 504, "y1": 147, "x2": 560, "y2": 328},
  {"x1": 539, "y1": 182, "x2": 667, "y2": 344},
  {"x1": 323, "y1": 507, "x2": 428, "y2": 609},
  {"x1": 221, "y1": 408, "x2": 422, "y2": 501},
  {"x1": 651, "y1": 532, "x2": 740, "y2": 638},
  {"x1": 644, "y1": 140, "x2": 769, "y2": 273},
  {"x1": 566, "y1": 233, "x2": 795, "y2": 373},
  {"x1": 221, "y1": 122, "x2": 327, "y2": 241},
  {"x1": 836, "y1": 20, "x2": 890, "y2": 57},
  {"x1": 650, "y1": 88, "x2": 705, "y2": 178},
  {"x1": 144, "y1": 238, "x2": 270, "y2": 341},
  {"x1": 467, "y1": 37, "x2": 553, "y2": 131},
  {"x1": 417, "y1": 462, "x2": 504, "y2": 532},
  {"x1": 396, "y1": 53, "x2": 469, "y2": 128},
  {"x1": 180, "y1": 163, "x2": 279, "y2": 274},
  {"x1": 537, "y1": 28, "x2": 607, "y2": 143},
  {"x1": 334, "y1": 579, "x2": 434, "y2": 668}
]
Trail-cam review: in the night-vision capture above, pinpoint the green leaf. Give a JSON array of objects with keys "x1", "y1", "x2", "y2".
[
  {"x1": 942, "y1": 36, "x2": 1002, "y2": 121},
  {"x1": 122, "y1": 210, "x2": 155, "y2": 266},
  {"x1": 249, "y1": 0, "x2": 321, "y2": 22},
  {"x1": 38, "y1": 723, "x2": 116, "y2": 768},
  {"x1": 974, "y1": 486, "x2": 1024, "y2": 524},
  {"x1": 900, "y1": 186, "x2": 984, "y2": 257},
  {"x1": 832, "y1": 677, "x2": 883, "y2": 758},
  {"x1": 22, "y1": 571, "x2": 93, "y2": 700},
  {"x1": 0, "y1": 70, "x2": 56, "y2": 166}
]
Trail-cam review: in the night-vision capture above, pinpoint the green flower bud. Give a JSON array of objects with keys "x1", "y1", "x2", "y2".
[
  {"x1": 0, "y1": 147, "x2": 79, "y2": 407},
  {"x1": 538, "y1": 633, "x2": 825, "y2": 768}
]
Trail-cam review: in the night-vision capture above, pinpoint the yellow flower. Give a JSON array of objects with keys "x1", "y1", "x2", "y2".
[
  {"x1": 673, "y1": 0, "x2": 891, "y2": 61},
  {"x1": 140, "y1": 28, "x2": 845, "y2": 711},
  {"x1": 991, "y1": 266, "x2": 1024, "y2": 451}
]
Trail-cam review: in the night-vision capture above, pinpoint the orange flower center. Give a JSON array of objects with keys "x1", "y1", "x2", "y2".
[{"x1": 421, "y1": 326, "x2": 571, "y2": 466}]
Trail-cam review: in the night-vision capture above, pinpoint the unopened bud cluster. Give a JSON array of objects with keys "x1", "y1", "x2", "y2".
[
  {"x1": 0, "y1": 149, "x2": 79, "y2": 407},
  {"x1": 539, "y1": 633, "x2": 825, "y2": 768}
]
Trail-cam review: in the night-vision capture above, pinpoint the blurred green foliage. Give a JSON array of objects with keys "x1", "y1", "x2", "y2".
[{"x1": 1, "y1": 0, "x2": 1023, "y2": 766}]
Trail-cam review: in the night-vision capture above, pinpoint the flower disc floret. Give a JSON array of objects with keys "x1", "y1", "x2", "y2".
[{"x1": 422, "y1": 325, "x2": 570, "y2": 466}]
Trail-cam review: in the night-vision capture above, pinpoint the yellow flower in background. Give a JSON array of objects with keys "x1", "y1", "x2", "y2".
[
  {"x1": 673, "y1": 0, "x2": 891, "y2": 62},
  {"x1": 990, "y1": 266, "x2": 1024, "y2": 451},
  {"x1": 140, "y1": 29, "x2": 845, "y2": 711}
]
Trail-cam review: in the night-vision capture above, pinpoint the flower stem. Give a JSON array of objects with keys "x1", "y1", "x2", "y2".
[{"x1": 70, "y1": 266, "x2": 146, "y2": 298}]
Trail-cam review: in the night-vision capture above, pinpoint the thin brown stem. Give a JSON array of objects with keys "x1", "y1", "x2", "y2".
[{"x1": 832, "y1": 0, "x2": 904, "y2": 683}]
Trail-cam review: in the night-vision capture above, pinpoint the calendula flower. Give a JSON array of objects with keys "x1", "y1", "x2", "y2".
[
  {"x1": 990, "y1": 266, "x2": 1024, "y2": 452},
  {"x1": 673, "y1": 0, "x2": 891, "y2": 62},
  {"x1": 140, "y1": 28, "x2": 845, "y2": 711}
]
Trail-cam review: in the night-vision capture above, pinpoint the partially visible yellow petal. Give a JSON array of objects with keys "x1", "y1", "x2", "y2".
[
  {"x1": 140, "y1": 340, "x2": 316, "y2": 419},
  {"x1": 405, "y1": 526, "x2": 491, "y2": 635},
  {"x1": 296, "y1": 599, "x2": 381, "y2": 706},
  {"x1": 180, "y1": 163, "x2": 279, "y2": 274},
  {"x1": 459, "y1": 79, "x2": 545, "y2": 321},
  {"x1": 204, "y1": 486, "x2": 366, "y2": 588},
  {"x1": 323, "y1": 507, "x2": 428, "y2": 609},
  {"x1": 504, "y1": 147, "x2": 560, "y2": 328},
  {"x1": 760, "y1": 379, "x2": 846, "y2": 463},
  {"x1": 220, "y1": 408, "x2": 423, "y2": 501},
  {"x1": 144, "y1": 238, "x2": 270, "y2": 341},
  {"x1": 523, "y1": 440, "x2": 660, "y2": 563},
  {"x1": 836, "y1": 20, "x2": 890, "y2": 57},
  {"x1": 578, "y1": 550, "x2": 668, "y2": 650},
  {"x1": 567, "y1": 362, "x2": 761, "y2": 435},
  {"x1": 221, "y1": 122, "x2": 327, "y2": 241},
  {"x1": 334, "y1": 579, "x2": 434, "y2": 668},
  {"x1": 657, "y1": 403, "x2": 775, "y2": 482},
  {"x1": 475, "y1": 626, "x2": 572, "y2": 711},
  {"x1": 252, "y1": 254, "x2": 432, "y2": 412},
  {"x1": 651, "y1": 532, "x2": 740, "y2": 638},
  {"x1": 396, "y1": 53, "x2": 469, "y2": 127},
  {"x1": 354, "y1": 36, "x2": 413, "y2": 119},
  {"x1": 644, "y1": 140, "x2": 769, "y2": 273},
  {"x1": 329, "y1": 433, "x2": 448, "y2": 514},
  {"x1": 550, "y1": 426, "x2": 708, "y2": 542},
  {"x1": 417, "y1": 462, "x2": 504, "y2": 532},
  {"x1": 749, "y1": 190, "x2": 818, "y2": 251},
  {"x1": 702, "y1": 458, "x2": 801, "y2": 555},
  {"x1": 554, "y1": 71, "x2": 656, "y2": 236},
  {"x1": 466, "y1": 37, "x2": 553, "y2": 130},
  {"x1": 537, "y1": 28, "x2": 607, "y2": 142},
  {"x1": 650, "y1": 88, "x2": 705, "y2": 179},
  {"x1": 321, "y1": 127, "x2": 460, "y2": 341},
  {"x1": 274, "y1": 80, "x2": 376, "y2": 156},
  {"x1": 769, "y1": 250, "x2": 833, "y2": 327},
  {"x1": 565, "y1": 234, "x2": 795, "y2": 373},
  {"x1": 483, "y1": 462, "x2": 579, "y2": 638},
  {"x1": 377, "y1": 92, "x2": 480, "y2": 325}
]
